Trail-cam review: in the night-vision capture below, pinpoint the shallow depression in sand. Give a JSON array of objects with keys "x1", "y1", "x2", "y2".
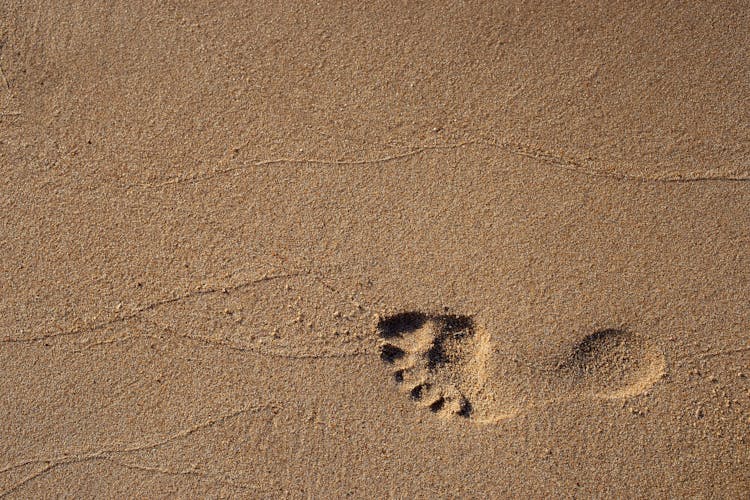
[{"x1": 377, "y1": 312, "x2": 665, "y2": 423}]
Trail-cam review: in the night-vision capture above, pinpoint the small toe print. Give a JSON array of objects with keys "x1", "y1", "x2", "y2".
[
  {"x1": 376, "y1": 312, "x2": 428, "y2": 338},
  {"x1": 410, "y1": 383, "x2": 429, "y2": 400},
  {"x1": 429, "y1": 397, "x2": 446, "y2": 412},
  {"x1": 379, "y1": 343, "x2": 406, "y2": 363}
]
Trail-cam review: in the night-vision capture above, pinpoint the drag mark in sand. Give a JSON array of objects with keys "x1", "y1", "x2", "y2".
[
  {"x1": 377, "y1": 311, "x2": 666, "y2": 423},
  {"x1": 0, "y1": 402, "x2": 281, "y2": 497},
  {"x1": 125, "y1": 139, "x2": 750, "y2": 191},
  {"x1": 0, "y1": 267, "x2": 377, "y2": 360},
  {"x1": 0, "y1": 271, "x2": 311, "y2": 344}
]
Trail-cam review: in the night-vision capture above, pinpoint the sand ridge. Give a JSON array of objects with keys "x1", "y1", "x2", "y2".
[{"x1": 121, "y1": 139, "x2": 750, "y2": 192}]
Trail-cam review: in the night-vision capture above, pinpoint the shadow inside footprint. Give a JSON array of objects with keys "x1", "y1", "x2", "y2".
[
  {"x1": 564, "y1": 329, "x2": 639, "y2": 372},
  {"x1": 377, "y1": 312, "x2": 428, "y2": 338},
  {"x1": 426, "y1": 315, "x2": 474, "y2": 369},
  {"x1": 380, "y1": 343, "x2": 407, "y2": 363},
  {"x1": 558, "y1": 328, "x2": 665, "y2": 398},
  {"x1": 377, "y1": 311, "x2": 477, "y2": 419}
]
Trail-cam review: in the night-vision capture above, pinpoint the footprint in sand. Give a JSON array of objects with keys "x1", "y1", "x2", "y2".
[{"x1": 377, "y1": 311, "x2": 665, "y2": 423}]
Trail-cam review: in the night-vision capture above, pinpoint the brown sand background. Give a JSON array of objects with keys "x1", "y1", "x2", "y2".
[{"x1": 1, "y1": 1, "x2": 749, "y2": 497}]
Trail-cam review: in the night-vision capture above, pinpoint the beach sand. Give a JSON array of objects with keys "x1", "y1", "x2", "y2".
[{"x1": 1, "y1": 1, "x2": 748, "y2": 497}]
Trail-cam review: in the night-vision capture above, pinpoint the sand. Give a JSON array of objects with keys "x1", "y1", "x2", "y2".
[{"x1": 1, "y1": 1, "x2": 749, "y2": 497}]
